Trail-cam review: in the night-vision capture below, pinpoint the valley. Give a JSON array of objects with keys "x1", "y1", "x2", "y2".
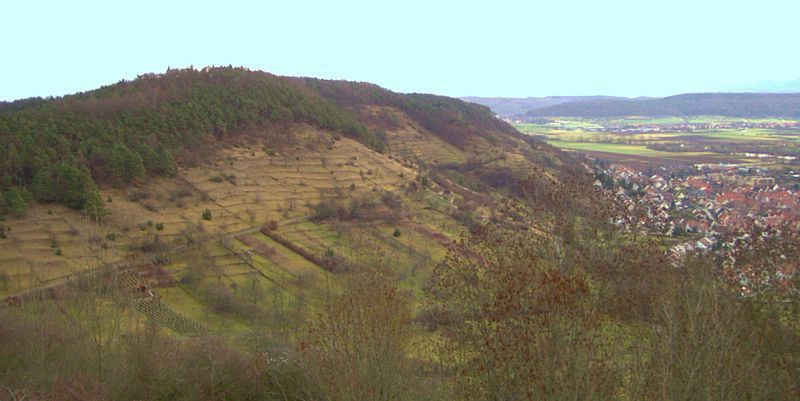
[{"x1": 515, "y1": 117, "x2": 800, "y2": 168}]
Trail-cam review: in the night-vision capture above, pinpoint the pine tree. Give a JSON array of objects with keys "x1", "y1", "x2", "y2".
[
  {"x1": 2, "y1": 187, "x2": 29, "y2": 217},
  {"x1": 84, "y1": 190, "x2": 107, "y2": 221},
  {"x1": 110, "y1": 143, "x2": 146, "y2": 186}
]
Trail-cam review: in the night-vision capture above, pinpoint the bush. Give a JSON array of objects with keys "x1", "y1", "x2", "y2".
[
  {"x1": 381, "y1": 191, "x2": 403, "y2": 211},
  {"x1": 419, "y1": 175, "x2": 430, "y2": 188},
  {"x1": 201, "y1": 209, "x2": 212, "y2": 220},
  {"x1": 311, "y1": 199, "x2": 347, "y2": 222},
  {"x1": 168, "y1": 187, "x2": 193, "y2": 201},
  {"x1": 262, "y1": 219, "x2": 279, "y2": 232},
  {"x1": 127, "y1": 190, "x2": 150, "y2": 202},
  {"x1": 2, "y1": 187, "x2": 31, "y2": 217},
  {"x1": 393, "y1": 228, "x2": 401, "y2": 237},
  {"x1": 135, "y1": 236, "x2": 169, "y2": 253},
  {"x1": 155, "y1": 222, "x2": 164, "y2": 231},
  {"x1": 206, "y1": 282, "x2": 237, "y2": 314}
]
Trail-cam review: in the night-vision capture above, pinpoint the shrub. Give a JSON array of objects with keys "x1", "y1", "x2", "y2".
[
  {"x1": 201, "y1": 209, "x2": 212, "y2": 220},
  {"x1": 142, "y1": 202, "x2": 159, "y2": 212},
  {"x1": 135, "y1": 235, "x2": 169, "y2": 253},
  {"x1": 419, "y1": 175, "x2": 430, "y2": 188},
  {"x1": 381, "y1": 191, "x2": 403, "y2": 211},
  {"x1": 311, "y1": 199, "x2": 347, "y2": 222},
  {"x1": 209, "y1": 175, "x2": 225, "y2": 183},
  {"x1": 127, "y1": 190, "x2": 150, "y2": 202},
  {"x1": 263, "y1": 219, "x2": 279, "y2": 232},
  {"x1": 393, "y1": 228, "x2": 401, "y2": 237},
  {"x1": 168, "y1": 187, "x2": 193, "y2": 202},
  {"x1": 155, "y1": 222, "x2": 164, "y2": 231},
  {"x1": 206, "y1": 282, "x2": 237, "y2": 314}
]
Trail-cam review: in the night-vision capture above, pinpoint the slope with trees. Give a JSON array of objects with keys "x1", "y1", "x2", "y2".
[{"x1": 523, "y1": 92, "x2": 800, "y2": 118}]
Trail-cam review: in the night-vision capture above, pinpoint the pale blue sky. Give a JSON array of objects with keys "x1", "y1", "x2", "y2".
[{"x1": 2, "y1": 0, "x2": 798, "y2": 101}]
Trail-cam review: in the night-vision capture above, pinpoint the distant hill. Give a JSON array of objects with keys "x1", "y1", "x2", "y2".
[
  {"x1": 522, "y1": 93, "x2": 800, "y2": 119},
  {"x1": 460, "y1": 96, "x2": 625, "y2": 117}
]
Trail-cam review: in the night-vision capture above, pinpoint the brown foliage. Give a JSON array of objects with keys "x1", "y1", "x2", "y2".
[
  {"x1": 428, "y1": 225, "x2": 618, "y2": 400},
  {"x1": 299, "y1": 273, "x2": 417, "y2": 401}
]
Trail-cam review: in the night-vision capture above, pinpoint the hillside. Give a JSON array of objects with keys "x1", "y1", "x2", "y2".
[
  {"x1": 0, "y1": 67, "x2": 569, "y2": 215},
  {"x1": 461, "y1": 95, "x2": 625, "y2": 117},
  {"x1": 2, "y1": 68, "x2": 796, "y2": 401},
  {"x1": 522, "y1": 92, "x2": 800, "y2": 118},
  {"x1": 0, "y1": 66, "x2": 574, "y2": 311}
]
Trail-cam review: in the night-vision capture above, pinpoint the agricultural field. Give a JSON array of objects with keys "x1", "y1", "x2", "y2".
[
  {"x1": 516, "y1": 116, "x2": 800, "y2": 167},
  {"x1": 542, "y1": 140, "x2": 711, "y2": 156}
]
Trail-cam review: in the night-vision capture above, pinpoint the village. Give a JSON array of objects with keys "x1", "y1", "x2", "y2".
[
  {"x1": 591, "y1": 160, "x2": 800, "y2": 296},
  {"x1": 594, "y1": 161, "x2": 800, "y2": 259}
]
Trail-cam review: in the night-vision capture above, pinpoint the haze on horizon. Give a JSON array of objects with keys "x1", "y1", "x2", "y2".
[{"x1": 2, "y1": 0, "x2": 798, "y2": 102}]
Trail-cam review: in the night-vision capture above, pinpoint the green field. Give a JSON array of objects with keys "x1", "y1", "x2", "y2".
[
  {"x1": 517, "y1": 117, "x2": 800, "y2": 165},
  {"x1": 543, "y1": 140, "x2": 713, "y2": 157}
]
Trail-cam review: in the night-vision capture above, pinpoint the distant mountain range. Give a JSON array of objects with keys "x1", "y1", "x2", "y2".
[
  {"x1": 464, "y1": 92, "x2": 800, "y2": 120},
  {"x1": 459, "y1": 96, "x2": 626, "y2": 117}
]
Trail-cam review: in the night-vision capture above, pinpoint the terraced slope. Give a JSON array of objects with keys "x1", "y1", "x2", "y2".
[{"x1": 0, "y1": 67, "x2": 572, "y2": 336}]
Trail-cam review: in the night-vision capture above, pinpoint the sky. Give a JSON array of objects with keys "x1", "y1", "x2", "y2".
[{"x1": 2, "y1": 0, "x2": 799, "y2": 101}]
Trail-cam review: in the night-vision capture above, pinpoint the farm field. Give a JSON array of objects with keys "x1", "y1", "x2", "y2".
[
  {"x1": 541, "y1": 139, "x2": 750, "y2": 167},
  {"x1": 543, "y1": 140, "x2": 712, "y2": 157},
  {"x1": 517, "y1": 117, "x2": 800, "y2": 167}
]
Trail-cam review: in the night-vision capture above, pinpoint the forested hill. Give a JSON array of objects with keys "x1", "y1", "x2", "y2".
[
  {"x1": 523, "y1": 92, "x2": 800, "y2": 118},
  {"x1": 0, "y1": 67, "x2": 533, "y2": 214},
  {"x1": 301, "y1": 78, "x2": 523, "y2": 148},
  {"x1": 460, "y1": 96, "x2": 625, "y2": 117}
]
